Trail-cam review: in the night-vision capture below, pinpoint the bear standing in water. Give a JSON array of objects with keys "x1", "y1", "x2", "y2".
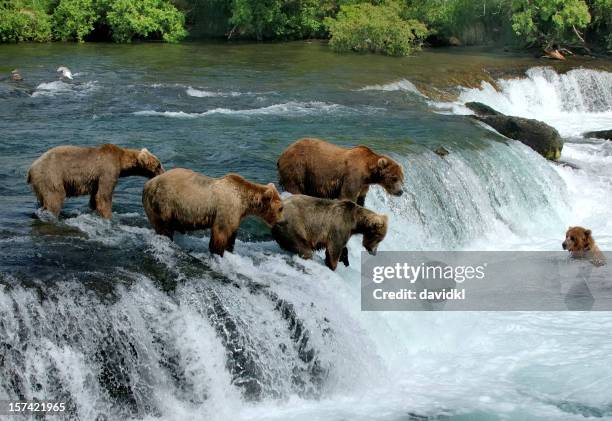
[
  {"x1": 271, "y1": 195, "x2": 388, "y2": 271},
  {"x1": 27, "y1": 144, "x2": 164, "y2": 218},
  {"x1": 277, "y1": 138, "x2": 404, "y2": 206},
  {"x1": 142, "y1": 168, "x2": 283, "y2": 256}
]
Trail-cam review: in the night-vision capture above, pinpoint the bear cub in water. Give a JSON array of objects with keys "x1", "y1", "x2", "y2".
[
  {"x1": 277, "y1": 138, "x2": 404, "y2": 206},
  {"x1": 563, "y1": 226, "x2": 606, "y2": 266},
  {"x1": 142, "y1": 168, "x2": 283, "y2": 256},
  {"x1": 27, "y1": 144, "x2": 164, "y2": 219},
  {"x1": 271, "y1": 194, "x2": 388, "y2": 271}
]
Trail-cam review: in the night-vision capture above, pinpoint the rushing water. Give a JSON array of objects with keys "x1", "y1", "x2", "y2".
[{"x1": 1, "y1": 42, "x2": 612, "y2": 420}]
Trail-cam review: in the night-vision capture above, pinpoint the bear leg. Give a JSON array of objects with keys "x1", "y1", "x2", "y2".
[
  {"x1": 42, "y1": 191, "x2": 65, "y2": 217},
  {"x1": 89, "y1": 182, "x2": 99, "y2": 210},
  {"x1": 226, "y1": 231, "x2": 238, "y2": 253},
  {"x1": 324, "y1": 247, "x2": 342, "y2": 271},
  {"x1": 210, "y1": 226, "x2": 230, "y2": 257},
  {"x1": 340, "y1": 247, "x2": 350, "y2": 267},
  {"x1": 94, "y1": 180, "x2": 116, "y2": 219},
  {"x1": 154, "y1": 225, "x2": 174, "y2": 240}
]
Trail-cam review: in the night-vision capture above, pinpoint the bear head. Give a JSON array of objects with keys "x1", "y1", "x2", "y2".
[
  {"x1": 563, "y1": 226, "x2": 594, "y2": 254},
  {"x1": 137, "y1": 148, "x2": 165, "y2": 178},
  {"x1": 374, "y1": 157, "x2": 404, "y2": 197},
  {"x1": 260, "y1": 183, "x2": 283, "y2": 226},
  {"x1": 361, "y1": 213, "x2": 388, "y2": 255}
]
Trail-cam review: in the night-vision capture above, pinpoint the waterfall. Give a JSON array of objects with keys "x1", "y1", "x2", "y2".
[
  {"x1": 1, "y1": 66, "x2": 612, "y2": 420},
  {"x1": 437, "y1": 67, "x2": 612, "y2": 137}
]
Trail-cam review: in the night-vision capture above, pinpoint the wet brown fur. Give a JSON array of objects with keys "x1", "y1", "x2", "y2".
[
  {"x1": 27, "y1": 144, "x2": 164, "y2": 219},
  {"x1": 277, "y1": 138, "x2": 405, "y2": 206},
  {"x1": 142, "y1": 168, "x2": 283, "y2": 256},
  {"x1": 271, "y1": 194, "x2": 388, "y2": 270},
  {"x1": 563, "y1": 226, "x2": 606, "y2": 266}
]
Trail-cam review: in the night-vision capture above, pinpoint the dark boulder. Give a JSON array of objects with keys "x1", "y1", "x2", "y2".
[
  {"x1": 465, "y1": 101, "x2": 503, "y2": 116},
  {"x1": 465, "y1": 102, "x2": 563, "y2": 160},
  {"x1": 583, "y1": 130, "x2": 612, "y2": 140}
]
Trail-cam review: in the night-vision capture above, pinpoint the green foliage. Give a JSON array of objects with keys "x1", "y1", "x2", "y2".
[
  {"x1": 1, "y1": 0, "x2": 610, "y2": 52},
  {"x1": 510, "y1": 0, "x2": 591, "y2": 46},
  {"x1": 0, "y1": 0, "x2": 187, "y2": 43},
  {"x1": 103, "y1": 0, "x2": 187, "y2": 43},
  {"x1": 228, "y1": 0, "x2": 333, "y2": 40},
  {"x1": 52, "y1": 0, "x2": 97, "y2": 42},
  {"x1": 324, "y1": 1, "x2": 428, "y2": 56},
  {"x1": 588, "y1": 0, "x2": 612, "y2": 49},
  {"x1": 404, "y1": 0, "x2": 511, "y2": 44},
  {"x1": 0, "y1": 0, "x2": 53, "y2": 42}
]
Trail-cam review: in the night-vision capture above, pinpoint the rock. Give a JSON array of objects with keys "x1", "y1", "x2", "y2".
[
  {"x1": 583, "y1": 130, "x2": 612, "y2": 140},
  {"x1": 555, "y1": 160, "x2": 580, "y2": 170},
  {"x1": 424, "y1": 34, "x2": 461, "y2": 47},
  {"x1": 475, "y1": 114, "x2": 564, "y2": 160},
  {"x1": 465, "y1": 101, "x2": 502, "y2": 116},
  {"x1": 464, "y1": 102, "x2": 563, "y2": 160},
  {"x1": 448, "y1": 36, "x2": 462, "y2": 46},
  {"x1": 542, "y1": 49, "x2": 565, "y2": 60},
  {"x1": 433, "y1": 146, "x2": 450, "y2": 157}
]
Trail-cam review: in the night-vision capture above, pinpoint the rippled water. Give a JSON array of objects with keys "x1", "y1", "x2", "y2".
[{"x1": 1, "y1": 42, "x2": 612, "y2": 420}]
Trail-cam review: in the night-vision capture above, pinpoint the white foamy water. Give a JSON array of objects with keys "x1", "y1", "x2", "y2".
[
  {"x1": 31, "y1": 80, "x2": 97, "y2": 97},
  {"x1": 435, "y1": 67, "x2": 612, "y2": 137},
  {"x1": 359, "y1": 79, "x2": 425, "y2": 96},
  {"x1": 186, "y1": 87, "x2": 245, "y2": 97},
  {"x1": 430, "y1": 67, "x2": 612, "y2": 250},
  {"x1": 134, "y1": 101, "x2": 372, "y2": 118}
]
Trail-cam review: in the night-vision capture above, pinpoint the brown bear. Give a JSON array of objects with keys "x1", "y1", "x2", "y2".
[
  {"x1": 563, "y1": 226, "x2": 606, "y2": 266},
  {"x1": 142, "y1": 168, "x2": 283, "y2": 256},
  {"x1": 27, "y1": 144, "x2": 164, "y2": 219},
  {"x1": 277, "y1": 138, "x2": 405, "y2": 206},
  {"x1": 271, "y1": 194, "x2": 388, "y2": 271}
]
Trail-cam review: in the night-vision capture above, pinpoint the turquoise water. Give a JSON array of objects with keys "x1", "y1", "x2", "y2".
[{"x1": 1, "y1": 42, "x2": 612, "y2": 420}]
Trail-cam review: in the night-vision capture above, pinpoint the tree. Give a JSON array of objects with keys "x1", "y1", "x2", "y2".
[
  {"x1": 52, "y1": 0, "x2": 97, "y2": 42},
  {"x1": 0, "y1": 0, "x2": 53, "y2": 42},
  {"x1": 511, "y1": 0, "x2": 591, "y2": 48},
  {"x1": 101, "y1": 0, "x2": 187, "y2": 43},
  {"x1": 324, "y1": 0, "x2": 429, "y2": 56}
]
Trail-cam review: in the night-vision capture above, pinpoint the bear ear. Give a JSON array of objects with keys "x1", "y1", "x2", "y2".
[
  {"x1": 138, "y1": 148, "x2": 151, "y2": 160},
  {"x1": 377, "y1": 157, "x2": 388, "y2": 169},
  {"x1": 263, "y1": 183, "x2": 277, "y2": 199},
  {"x1": 585, "y1": 229, "x2": 591, "y2": 237}
]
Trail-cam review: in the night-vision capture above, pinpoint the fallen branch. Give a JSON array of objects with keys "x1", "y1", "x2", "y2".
[{"x1": 572, "y1": 25, "x2": 586, "y2": 44}]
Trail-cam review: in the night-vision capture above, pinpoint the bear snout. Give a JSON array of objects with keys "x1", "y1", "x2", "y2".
[
  {"x1": 562, "y1": 241, "x2": 567, "y2": 250},
  {"x1": 393, "y1": 189, "x2": 404, "y2": 197},
  {"x1": 367, "y1": 246, "x2": 378, "y2": 256},
  {"x1": 155, "y1": 166, "x2": 165, "y2": 176}
]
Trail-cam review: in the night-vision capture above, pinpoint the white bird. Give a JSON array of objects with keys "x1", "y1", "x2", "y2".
[{"x1": 57, "y1": 66, "x2": 73, "y2": 80}]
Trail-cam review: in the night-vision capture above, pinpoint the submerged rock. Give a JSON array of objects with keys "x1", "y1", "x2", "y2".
[
  {"x1": 433, "y1": 146, "x2": 450, "y2": 157},
  {"x1": 583, "y1": 130, "x2": 612, "y2": 140},
  {"x1": 555, "y1": 160, "x2": 580, "y2": 170},
  {"x1": 465, "y1": 102, "x2": 563, "y2": 160}
]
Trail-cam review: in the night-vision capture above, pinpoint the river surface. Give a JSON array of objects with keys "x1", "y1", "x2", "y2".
[{"x1": 1, "y1": 42, "x2": 612, "y2": 420}]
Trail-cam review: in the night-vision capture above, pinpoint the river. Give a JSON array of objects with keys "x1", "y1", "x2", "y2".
[{"x1": 1, "y1": 41, "x2": 612, "y2": 420}]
